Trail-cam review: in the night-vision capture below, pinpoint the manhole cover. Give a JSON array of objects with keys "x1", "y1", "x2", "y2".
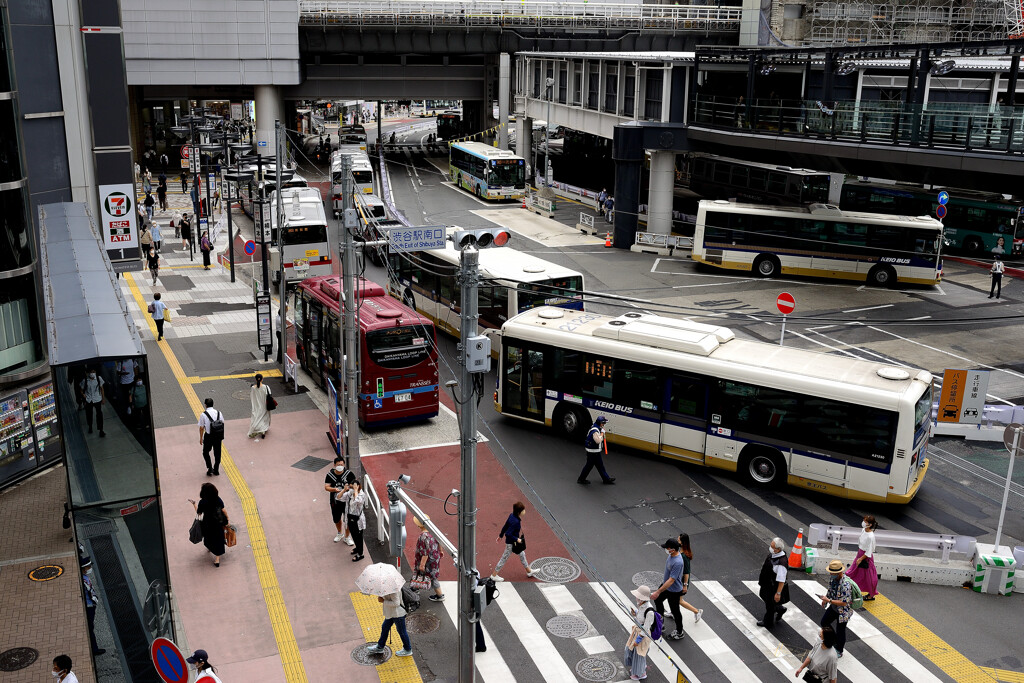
[
  {"x1": 530, "y1": 557, "x2": 581, "y2": 583},
  {"x1": 232, "y1": 390, "x2": 250, "y2": 401},
  {"x1": 575, "y1": 655, "x2": 617, "y2": 682},
  {"x1": 406, "y1": 612, "x2": 441, "y2": 634},
  {"x1": 632, "y1": 570, "x2": 664, "y2": 590},
  {"x1": 292, "y1": 456, "x2": 333, "y2": 472},
  {"x1": 0, "y1": 647, "x2": 38, "y2": 672},
  {"x1": 28, "y1": 565, "x2": 63, "y2": 582},
  {"x1": 351, "y1": 643, "x2": 391, "y2": 666},
  {"x1": 546, "y1": 614, "x2": 589, "y2": 638}
]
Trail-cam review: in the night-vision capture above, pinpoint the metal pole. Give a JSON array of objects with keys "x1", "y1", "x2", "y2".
[
  {"x1": 276, "y1": 120, "x2": 287, "y2": 366},
  {"x1": 457, "y1": 247, "x2": 480, "y2": 683},
  {"x1": 257, "y1": 153, "x2": 271, "y2": 361},
  {"x1": 993, "y1": 426, "x2": 1020, "y2": 549},
  {"x1": 204, "y1": 152, "x2": 212, "y2": 261},
  {"x1": 340, "y1": 155, "x2": 363, "y2": 480},
  {"x1": 225, "y1": 138, "x2": 236, "y2": 283},
  {"x1": 376, "y1": 99, "x2": 383, "y2": 148},
  {"x1": 779, "y1": 314, "x2": 787, "y2": 346},
  {"x1": 545, "y1": 84, "x2": 552, "y2": 189}
]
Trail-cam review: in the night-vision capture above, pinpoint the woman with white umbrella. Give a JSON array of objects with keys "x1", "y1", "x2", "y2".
[{"x1": 357, "y1": 563, "x2": 413, "y2": 658}]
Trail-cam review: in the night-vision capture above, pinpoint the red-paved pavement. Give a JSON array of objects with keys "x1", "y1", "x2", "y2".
[
  {"x1": 946, "y1": 255, "x2": 1024, "y2": 279},
  {"x1": 360, "y1": 438, "x2": 579, "y2": 582}
]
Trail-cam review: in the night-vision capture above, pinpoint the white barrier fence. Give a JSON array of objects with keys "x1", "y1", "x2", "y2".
[
  {"x1": 633, "y1": 231, "x2": 693, "y2": 250},
  {"x1": 808, "y1": 523, "x2": 975, "y2": 564}
]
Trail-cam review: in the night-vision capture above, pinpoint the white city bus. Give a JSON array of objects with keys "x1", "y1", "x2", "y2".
[
  {"x1": 269, "y1": 187, "x2": 332, "y2": 285},
  {"x1": 388, "y1": 244, "x2": 584, "y2": 349},
  {"x1": 496, "y1": 307, "x2": 932, "y2": 503},
  {"x1": 692, "y1": 200, "x2": 944, "y2": 287}
]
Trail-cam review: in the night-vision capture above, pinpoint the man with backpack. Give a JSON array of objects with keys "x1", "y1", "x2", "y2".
[
  {"x1": 198, "y1": 398, "x2": 225, "y2": 476},
  {"x1": 757, "y1": 537, "x2": 790, "y2": 629},
  {"x1": 650, "y1": 538, "x2": 687, "y2": 640},
  {"x1": 817, "y1": 560, "x2": 855, "y2": 658}
]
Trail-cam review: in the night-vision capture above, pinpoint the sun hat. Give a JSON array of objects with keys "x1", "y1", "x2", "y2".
[
  {"x1": 630, "y1": 585, "x2": 652, "y2": 601},
  {"x1": 827, "y1": 560, "x2": 845, "y2": 574}
]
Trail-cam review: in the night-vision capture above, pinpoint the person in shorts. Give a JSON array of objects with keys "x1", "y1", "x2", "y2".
[{"x1": 324, "y1": 457, "x2": 354, "y2": 545}]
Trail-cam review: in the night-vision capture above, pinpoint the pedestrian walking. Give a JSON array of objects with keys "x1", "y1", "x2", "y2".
[
  {"x1": 989, "y1": 255, "x2": 1004, "y2": 299},
  {"x1": 489, "y1": 501, "x2": 537, "y2": 581},
  {"x1": 846, "y1": 515, "x2": 878, "y2": 600},
  {"x1": 248, "y1": 373, "x2": 272, "y2": 438},
  {"x1": 116, "y1": 358, "x2": 138, "y2": 409},
  {"x1": 180, "y1": 213, "x2": 192, "y2": 251},
  {"x1": 198, "y1": 398, "x2": 225, "y2": 476},
  {"x1": 180, "y1": 172, "x2": 188, "y2": 194},
  {"x1": 200, "y1": 230, "x2": 213, "y2": 269},
  {"x1": 140, "y1": 223, "x2": 153, "y2": 251},
  {"x1": 144, "y1": 191, "x2": 155, "y2": 220},
  {"x1": 651, "y1": 538, "x2": 687, "y2": 640},
  {"x1": 795, "y1": 626, "x2": 839, "y2": 683},
  {"x1": 150, "y1": 220, "x2": 162, "y2": 252},
  {"x1": 413, "y1": 515, "x2": 445, "y2": 602},
  {"x1": 365, "y1": 591, "x2": 413, "y2": 657},
  {"x1": 191, "y1": 483, "x2": 229, "y2": 567},
  {"x1": 149, "y1": 292, "x2": 168, "y2": 341},
  {"x1": 128, "y1": 377, "x2": 148, "y2": 430},
  {"x1": 818, "y1": 560, "x2": 852, "y2": 657},
  {"x1": 578, "y1": 415, "x2": 615, "y2": 485},
  {"x1": 186, "y1": 649, "x2": 224, "y2": 682},
  {"x1": 325, "y1": 456, "x2": 354, "y2": 545},
  {"x1": 604, "y1": 196, "x2": 615, "y2": 223},
  {"x1": 143, "y1": 172, "x2": 152, "y2": 195},
  {"x1": 80, "y1": 555, "x2": 106, "y2": 655},
  {"x1": 624, "y1": 584, "x2": 655, "y2": 681},
  {"x1": 78, "y1": 367, "x2": 106, "y2": 437},
  {"x1": 52, "y1": 655, "x2": 80, "y2": 683},
  {"x1": 134, "y1": 162, "x2": 141, "y2": 180},
  {"x1": 157, "y1": 180, "x2": 168, "y2": 211},
  {"x1": 340, "y1": 480, "x2": 368, "y2": 561},
  {"x1": 675, "y1": 532, "x2": 704, "y2": 622},
  {"x1": 159, "y1": 152, "x2": 169, "y2": 173},
  {"x1": 598, "y1": 188, "x2": 608, "y2": 210},
  {"x1": 756, "y1": 537, "x2": 790, "y2": 628}
]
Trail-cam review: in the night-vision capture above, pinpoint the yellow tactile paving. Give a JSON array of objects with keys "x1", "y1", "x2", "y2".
[
  {"x1": 125, "y1": 271, "x2": 309, "y2": 682},
  {"x1": 350, "y1": 592, "x2": 424, "y2": 683},
  {"x1": 865, "y1": 595, "x2": 996, "y2": 683},
  {"x1": 185, "y1": 369, "x2": 283, "y2": 384},
  {"x1": 981, "y1": 668, "x2": 1024, "y2": 683}
]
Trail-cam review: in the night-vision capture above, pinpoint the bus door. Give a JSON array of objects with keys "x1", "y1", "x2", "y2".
[
  {"x1": 501, "y1": 343, "x2": 545, "y2": 420},
  {"x1": 659, "y1": 375, "x2": 709, "y2": 464},
  {"x1": 306, "y1": 300, "x2": 324, "y2": 388}
]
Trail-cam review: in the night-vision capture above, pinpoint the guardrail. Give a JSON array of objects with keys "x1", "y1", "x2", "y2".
[
  {"x1": 634, "y1": 231, "x2": 693, "y2": 250},
  {"x1": 299, "y1": 0, "x2": 742, "y2": 31},
  {"x1": 808, "y1": 523, "x2": 976, "y2": 564},
  {"x1": 578, "y1": 212, "x2": 594, "y2": 229},
  {"x1": 363, "y1": 473, "x2": 460, "y2": 563}
]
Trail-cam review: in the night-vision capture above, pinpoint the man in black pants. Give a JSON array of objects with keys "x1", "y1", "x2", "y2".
[
  {"x1": 757, "y1": 537, "x2": 790, "y2": 628},
  {"x1": 198, "y1": 398, "x2": 224, "y2": 475},
  {"x1": 578, "y1": 416, "x2": 615, "y2": 485}
]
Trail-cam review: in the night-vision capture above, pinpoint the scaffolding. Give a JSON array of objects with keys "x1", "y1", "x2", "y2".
[{"x1": 808, "y1": 0, "x2": 1009, "y2": 44}]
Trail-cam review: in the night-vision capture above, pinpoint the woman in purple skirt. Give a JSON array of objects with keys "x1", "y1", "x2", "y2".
[{"x1": 846, "y1": 515, "x2": 878, "y2": 600}]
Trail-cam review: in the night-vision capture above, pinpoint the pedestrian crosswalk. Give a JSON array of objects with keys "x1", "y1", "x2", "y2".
[{"x1": 433, "y1": 578, "x2": 949, "y2": 683}]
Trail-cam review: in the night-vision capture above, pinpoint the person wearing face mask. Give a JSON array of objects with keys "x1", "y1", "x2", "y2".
[
  {"x1": 340, "y1": 480, "x2": 369, "y2": 561},
  {"x1": 846, "y1": 515, "x2": 878, "y2": 601},
  {"x1": 78, "y1": 367, "x2": 106, "y2": 438},
  {"x1": 325, "y1": 456, "x2": 355, "y2": 545},
  {"x1": 51, "y1": 654, "x2": 78, "y2": 682},
  {"x1": 129, "y1": 377, "x2": 149, "y2": 430},
  {"x1": 756, "y1": 537, "x2": 790, "y2": 628},
  {"x1": 624, "y1": 584, "x2": 656, "y2": 681},
  {"x1": 185, "y1": 649, "x2": 223, "y2": 682},
  {"x1": 80, "y1": 556, "x2": 106, "y2": 655},
  {"x1": 794, "y1": 626, "x2": 838, "y2": 683},
  {"x1": 651, "y1": 538, "x2": 687, "y2": 640}
]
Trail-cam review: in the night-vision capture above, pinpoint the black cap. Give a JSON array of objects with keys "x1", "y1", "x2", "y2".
[
  {"x1": 661, "y1": 538, "x2": 680, "y2": 550},
  {"x1": 186, "y1": 649, "x2": 208, "y2": 664},
  {"x1": 595, "y1": 416, "x2": 608, "y2": 424}
]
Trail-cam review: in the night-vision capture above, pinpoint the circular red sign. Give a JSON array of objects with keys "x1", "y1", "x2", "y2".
[
  {"x1": 150, "y1": 637, "x2": 188, "y2": 683},
  {"x1": 776, "y1": 292, "x2": 796, "y2": 315},
  {"x1": 180, "y1": 146, "x2": 190, "y2": 159}
]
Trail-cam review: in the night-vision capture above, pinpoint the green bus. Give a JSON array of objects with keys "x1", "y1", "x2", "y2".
[{"x1": 449, "y1": 141, "x2": 526, "y2": 200}]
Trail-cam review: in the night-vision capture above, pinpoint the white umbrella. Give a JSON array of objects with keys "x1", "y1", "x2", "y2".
[{"x1": 356, "y1": 562, "x2": 405, "y2": 597}]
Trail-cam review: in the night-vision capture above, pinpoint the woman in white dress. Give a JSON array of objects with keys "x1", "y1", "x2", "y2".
[{"x1": 248, "y1": 373, "x2": 272, "y2": 439}]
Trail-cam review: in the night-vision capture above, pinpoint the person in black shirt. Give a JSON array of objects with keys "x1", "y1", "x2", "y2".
[{"x1": 325, "y1": 457, "x2": 354, "y2": 545}]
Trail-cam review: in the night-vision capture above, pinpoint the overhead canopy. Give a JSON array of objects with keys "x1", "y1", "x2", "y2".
[{"x1": 38, "y1": 202, "x2": 145, "y2": 365}]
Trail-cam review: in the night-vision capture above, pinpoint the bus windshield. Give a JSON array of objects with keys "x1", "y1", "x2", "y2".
[
  {"x1": 489, "y1": 161, "x2": 525, "y2": 188},
  {"x1": 366, "y1": 326, "x2": 434, "y2": 369},
  {"x1": 803, "y1": 176, "x2": 831, "y2": 203},
  {"x1": 282, "y1": 225, "x2": 328, "y2": 246},
  {"x1": 517, "y1": 276, "x2": 584, "y2": 312},
  {"x1": 353, "y1": 170, "x2": 373, "y2": 184}
]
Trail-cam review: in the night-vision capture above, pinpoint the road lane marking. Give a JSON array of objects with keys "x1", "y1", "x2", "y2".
[
  {"x1": 124, "y1": 271, "x2": 309, "y2": 682},
  {"x1": 496, "y1": 583, "x2": 578, "y2": 682},
  {"x1": 438, "y1": 581, "x2": 514, "y2": 682},
  {"x1": 842, "y1": 304, "x2": 894, "y2": 313}
]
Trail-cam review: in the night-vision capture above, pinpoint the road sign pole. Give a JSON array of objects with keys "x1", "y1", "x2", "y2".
[
  {"x1": 994, "y1": 425, "x2": 1021, "y2": 549},
  {"x1": 780, "y1": 314, "x2": 787, "y2": 346},
  {"x1": 339, "y1": 154, "x2": 362, "y2": 481}
]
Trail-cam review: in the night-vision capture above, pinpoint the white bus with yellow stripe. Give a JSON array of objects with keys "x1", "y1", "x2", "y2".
[
  {"x1": 691, "y1": 200, "x2": 944, "y2": 287},
  {"x1": 496, "y1": 307, "x2": 933, "y2": 503}
]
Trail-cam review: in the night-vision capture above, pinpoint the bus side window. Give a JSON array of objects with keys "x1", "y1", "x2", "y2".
[
  {"x1": 767, "y1": 172, "x2": 786, "y2": 197},
  {"x1": 613, "y1": 362, "x2": 660, "y2": 411},
  {"x1": 582, "y1": 355, "x2": 614, "y2": 399},
  {"x1": 551, "y1": 349, "x2": 581, "y2": 393},
  {"x1": 749, "y1": 168, "x2": 767, "y2": 192},
  {"x1": 669, "y1": 377, "x2": 706, "y2": 418}
]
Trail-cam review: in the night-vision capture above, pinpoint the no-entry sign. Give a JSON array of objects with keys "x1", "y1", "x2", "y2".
[
  {"x1": 776, "y1": 292, "x2": 796, "y2": 315},
  {"x1": 151, "y1": 637, "x2": 188, "y2": 683},
  {"x1": 180, "y1": 145, "x2": 190, "y2": 159}
]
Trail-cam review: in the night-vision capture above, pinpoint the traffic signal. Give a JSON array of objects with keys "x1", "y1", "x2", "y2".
[{"x1": 450, "y1": 228, "x2": 511, "y2": 250}]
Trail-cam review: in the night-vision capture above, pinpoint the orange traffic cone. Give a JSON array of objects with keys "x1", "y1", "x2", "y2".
[
  {"x1": 788, "y1": 528, "x2": 805, "y2": 569},
  {"x1": 604, "y1": 232, "x2": 612, "y2": 248},
  {"x1": 522, "y1": 198, "x2": 527, "y2": 209}
]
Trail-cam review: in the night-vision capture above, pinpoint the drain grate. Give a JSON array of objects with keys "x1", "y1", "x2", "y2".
[
  {"x1": 352, "y1": 643, "x2": 392, "y2": 665},
  {"x1": 28, "y1": 565, "x2": 63, "y2": 582},
  {"x1": 632, "y1": 570, "x2": 664, "y2": 590},
  {"x1": 0, "y1": 648, "x2": 38, "y2": 672},
  {"x1": 405, "y1": 612, "x2": 441, "y2": 634},
  {"x1": 231, "y1": 389, "x2": 250, "y2": 401},
  {"x1": 546, "y1": 614, "x2": 589, "y2": 638},
  {"x1": 530, "y1": 557, "x2": 582, "y2": 583},
  {"x1": 292, "y1": 456, "x2": 333, "y2": 472},
  {"x1": 575, "y1": 656, "x2": 617, "y2": 682}
]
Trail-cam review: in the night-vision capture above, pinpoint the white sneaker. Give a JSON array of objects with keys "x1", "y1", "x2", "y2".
[
  {"x1": 345, "y1": 537, "x2": 355, "y2": 546},
  {"x1": 695, "y1": 609, "x2": 704, "y2": 624},
  {"x1": 491, "y1": 574, "x2": 504, "y2": 582},
  {"x1": 334, "y1": 534, "x2": 343, "y2": 543},
  {"x1": 526, "y1": 569, "x2": 537, "y2": 578}
]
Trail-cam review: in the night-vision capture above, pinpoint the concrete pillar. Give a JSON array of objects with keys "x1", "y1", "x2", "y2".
[
  {"x1": 612, "y1": 123, "x2": 644, "y2": 248},
  {"x1": 499, "y1": 53, "x2": 511, "y2": 150},
  {"x1": 515, "y1": 116, "x2": 527, "y2": 158},
  {"x1": 522, "y1": 117, "x2": 534, "y2": 181},
  {"x1": 254, "y1": 85, "x2": 283, "y2": 152},
  {"x1": 739, "y1": 0, "x2": 761, "y2": 46},
  {"x1": 647, "y1": 151, "x2": 675, "y2": 235}
]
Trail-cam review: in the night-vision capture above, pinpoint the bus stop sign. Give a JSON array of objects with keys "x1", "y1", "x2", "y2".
[{"x1": 151, "y1": 637, "x2": 188, "y2": 683}]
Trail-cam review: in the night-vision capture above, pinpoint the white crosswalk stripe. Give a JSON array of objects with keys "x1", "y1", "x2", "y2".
[
  {"x1": 741, "y1": 581, "x2": 885, "y2": 683},
  {"x1": 495, "y1": 582, "x2": 579, "y2": 682},
  {"x1": 793, "y1": 581, "x2": 944, "y2": 683},
  {"x1": 439, "y1": 581, "x2": 515, "y2": 682}
]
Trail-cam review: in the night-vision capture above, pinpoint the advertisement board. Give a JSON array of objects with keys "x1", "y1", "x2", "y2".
[{"x1": 99, "y1": 183, "x2": 141, "y2": 268}]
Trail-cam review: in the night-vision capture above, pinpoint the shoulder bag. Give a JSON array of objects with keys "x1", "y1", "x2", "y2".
[
  {"x1": 266, "y1": 390, "x2": 278, "y2": 411},
  {"x1": 511, "y1": 534, "x2": 526, "y2": 555},
  {"x1": 410, "y1": 573, "x2": 431, "y2": 591}
]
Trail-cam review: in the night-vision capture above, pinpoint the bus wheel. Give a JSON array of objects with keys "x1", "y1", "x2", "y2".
[
  {"x1": 753, "y1": 255, "x2": 780, "y2": 278},
  {"x1": 741, "y1": 448, "x2": 785, "y2": 487},
  {"x1": 554, "y1": 404, "x2": 589, "y2": 441},
  {"x1": 402, "y1": 290, "x2": 416, "y2": 311},
  {"x1": 964, "y1": 236, "x2": 983, "y2": 253},
  {"x1": 867, "y1": 264, "x2": 896, "y2": 288}
]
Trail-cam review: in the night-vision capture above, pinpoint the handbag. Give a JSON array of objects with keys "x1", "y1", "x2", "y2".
[
  {"x1": 410, "y1": 573, "x2": 431, "y2": 591},
  {"x1": 163, "y1": 308, "x2": 171, "y2": 322},
  {"x1": 266, "y1": 393, "x2": 278, "y2": 411},
  {"x1": 147, "y1": 303, "x2": 155, "y2": 314},
  {"x1": 189, "y1": 515, "x2": 203, "y2": 544},
  {"x1": 511, "y1": 535, "x2": 526, "y2": 555},
  {"x1": 803, "y1": 671, "x2": 827, "y2": 683},
  {"x1": 224, "y1": 524, "x2": 238, "y2": 548}
]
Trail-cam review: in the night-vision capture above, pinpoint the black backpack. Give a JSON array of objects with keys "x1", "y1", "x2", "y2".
[
  {"x1": 401, "y1": 584, "x2": 421, "y2": 614},
  {"x1": 205, "y1": 409, "x2": 225, "y2": 439}
]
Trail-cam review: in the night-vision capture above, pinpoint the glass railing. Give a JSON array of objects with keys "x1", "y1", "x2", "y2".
[{"x1": 690, "y1": 95, "x2": 1024, "y2": 153}]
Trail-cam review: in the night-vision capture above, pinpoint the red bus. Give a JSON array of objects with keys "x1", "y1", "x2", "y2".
[{"x1": 294, "y1": 275, "x2": 439, "y2": 427}]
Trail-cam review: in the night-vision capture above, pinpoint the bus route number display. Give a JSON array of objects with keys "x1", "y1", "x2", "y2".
[{"x1": 584, "y1": 358, "x2": 613, "y2": 381}]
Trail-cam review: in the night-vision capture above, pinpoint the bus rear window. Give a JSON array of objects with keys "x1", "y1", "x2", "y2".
[
  {"x1": 282, "y1": 225, "x2": 328, "y2": 245},
  {"x1": 366, "y1": 326, "x2": 434, "y2": 369},
  {"x1": 915, "y1": 386, "x2": 933, "y2": 431},
  {"x1": 353, "y1": 170, "x2": 373, "y2": 184},
  {"x1": 518, "y1": 276, "x2": 584, "y2": 312}
]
